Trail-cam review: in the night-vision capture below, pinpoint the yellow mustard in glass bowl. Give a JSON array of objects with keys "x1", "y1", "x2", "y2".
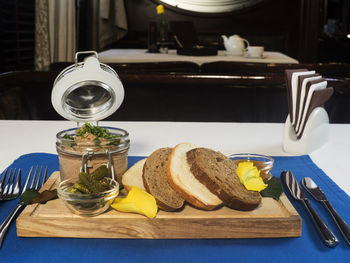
[{"x1": 229, "y1": 153, "x2": 274, "y2": 182}]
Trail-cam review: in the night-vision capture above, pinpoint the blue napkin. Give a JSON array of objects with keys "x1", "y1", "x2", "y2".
[{"x1": 0, "y1": 153, "x2": 349, "y2": 263}]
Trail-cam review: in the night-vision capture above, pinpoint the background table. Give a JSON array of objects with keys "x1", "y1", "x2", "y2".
[{"x1": 98, "y1": 49, "x2": 299, "y2": 65}]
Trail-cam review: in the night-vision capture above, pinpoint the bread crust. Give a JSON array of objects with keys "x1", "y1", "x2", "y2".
[
  {"x1": 166, "y1": 143, "x2": 222, "y2": 210},
  {"x1": 166, "y1": 164, "x2": 219, "y2": 211},
  {"x1": 142, "y1": 148, "x2": 184, "y2": 211},
  {"x1": 187, "y1": 148, "x2": 262, "y2": 211}
]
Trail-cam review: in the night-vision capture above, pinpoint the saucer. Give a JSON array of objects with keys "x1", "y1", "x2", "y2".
[
  {"x1": 224, "y1": 51, "x2": 243, "y2": 56},
  {"x1": 244, "y1": 54, "x2": 266, "y2": 59}
]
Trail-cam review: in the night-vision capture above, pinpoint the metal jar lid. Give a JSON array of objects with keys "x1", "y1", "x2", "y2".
[{"x1": 51, "y1": 51, "x2": 124, "y2": 122}]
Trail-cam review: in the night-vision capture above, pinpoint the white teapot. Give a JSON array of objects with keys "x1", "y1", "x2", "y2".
[{"x1": 221, "y1": 35, "x2": 249, "y2": 55}]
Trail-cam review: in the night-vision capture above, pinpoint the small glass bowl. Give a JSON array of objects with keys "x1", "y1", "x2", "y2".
[
  {"x1": 229, "y1": 153, "x2": 274, "y2": 181},
  {"x1": 57, "y1": 177, "x2": 119, "y2": 217}
]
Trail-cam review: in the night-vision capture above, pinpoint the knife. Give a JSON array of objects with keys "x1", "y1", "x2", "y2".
[
  {"x1": 302, "y1": 177, "x2": 350, "y2": 245},
  {"x1": 281, "y1": 170, "x2": 338, "y2": 247}
]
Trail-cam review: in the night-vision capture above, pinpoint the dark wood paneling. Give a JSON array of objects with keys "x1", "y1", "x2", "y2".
[
  {"x1": 1, "y1": 64, "x2": 349, "y2": 123},
  {"x1": 49, "y1": 61, "x2": 200, "y2": 73}
]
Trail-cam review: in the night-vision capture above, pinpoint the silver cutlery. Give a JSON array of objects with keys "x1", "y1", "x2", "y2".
[
  {"x1": 281, "y1": 170, "x2": 338, "y2": 247},
  {"x1": 0, "y1": 168, "x2": 21, "y2": 201},
  {"x1": 0, "y1": 166, "x2": 48, "y2": 248},
  {"x1": 302, "y1": 177, "x2": 350, "y2": 245}
]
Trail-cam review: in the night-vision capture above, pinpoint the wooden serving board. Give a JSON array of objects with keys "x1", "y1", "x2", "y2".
[{"x1": 16, "y1": 172, "x2": 301, "y2": 239}]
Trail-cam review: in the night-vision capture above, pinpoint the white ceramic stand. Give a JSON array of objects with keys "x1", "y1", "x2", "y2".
[{"x1": 282, "y1": 107, "x2": 329, "y2": 154}]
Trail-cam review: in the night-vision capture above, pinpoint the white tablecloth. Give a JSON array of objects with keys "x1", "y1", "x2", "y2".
[
  {"x1": 0, "y1": 120, "x2": 348, "y2": 195},
  {"x1": 98, "y1": 49, "x2": 299, "y2": 65}
]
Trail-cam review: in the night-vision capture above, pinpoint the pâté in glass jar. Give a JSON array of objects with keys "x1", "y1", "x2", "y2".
[{"x1": 56, "y1": 123, "x2": 129, "y2": 186}]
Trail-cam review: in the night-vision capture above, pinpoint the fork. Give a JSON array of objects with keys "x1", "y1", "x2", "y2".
[
  {"x1": 0, "y1": 168, "x2": 21, "y2": 201},
  {"x1": 0, "y1": 166, "x2": 48, "y2": 248}
]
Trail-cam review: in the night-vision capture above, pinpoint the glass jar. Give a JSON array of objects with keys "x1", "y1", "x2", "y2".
[{"x1": 56, "y1": 126, "x2": 129, "y2": 187}]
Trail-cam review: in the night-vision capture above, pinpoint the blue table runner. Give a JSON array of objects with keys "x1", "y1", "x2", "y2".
[{"x1": 0, "y1": 153, "x2": 349, "y2": 262}]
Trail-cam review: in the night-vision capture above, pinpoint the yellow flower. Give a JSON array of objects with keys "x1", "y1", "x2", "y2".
[
  {"x1": 244, "y1": 178, "x2": 268, "y2": 192},
  {"x1": 236, "y1": 162, "x2": 256, "y2": 183},
  {"x1": 111, "y1": 186, "x2": 158, "y2": 218},
  {"x1": 236, "y1": 162, "x2": 267, "y2": 192},
  {"x1": 156, "y1": 4, "x2": 164, "y2": 15}
]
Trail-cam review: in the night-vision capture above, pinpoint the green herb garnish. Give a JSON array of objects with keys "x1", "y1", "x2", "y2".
[
  {"x1": 75, "y1": 122, "x2": 120, "y2": 147},
  {"x1": 260, "y1": 176, "x2": 282, "y2": 200},
  {"x1": 93, "y1": 137, "x2": 101, "y2": 147},
  {"x1": 76, "y1": 122, "x2": 114, "y2": 139},
  {"x1": 21, "y1": 189, "x2": 40, "y2": 205},
  {"x1": 78, "y1": 123, "x2": 118, "y2": 137},
  {"x1": 30, "y1": 189, "x2": 58, "y2": 204},
  {"x1": 62, "y1": 134, "x2": 76, "y2": 147},
  {"x1": 107, "y1": 139, "x2": 121, "y2": 146},
  {"x1": 63, "y1": 134, "x2": 74, "y2": 140}
]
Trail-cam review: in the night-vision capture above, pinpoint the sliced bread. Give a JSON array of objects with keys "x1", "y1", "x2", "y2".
[
  {"x1": 167, "y1": 142, "x2": 222, "y2": 210},
  {"x1": 143, "y1": 148, "x2": 185, "y2": 211},
  {"x1": 187, "y1": 148, "x2": 262, "y2": 211},
  {"x1": 122, "y1": 158, "x2": 147, "y2": 191}
]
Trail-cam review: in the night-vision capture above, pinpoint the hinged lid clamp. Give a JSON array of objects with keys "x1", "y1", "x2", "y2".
[
  {"x1": 51, "y1": 51, "x2": 124, "y2": 122},
  {"x1": 80, "y1": 150, "x2": 114, "y2": 179}
]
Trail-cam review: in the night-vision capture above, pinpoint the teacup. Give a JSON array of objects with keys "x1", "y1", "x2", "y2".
[{"x1": 247, "y1": 46, "x2": 264, "y2": 58}]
